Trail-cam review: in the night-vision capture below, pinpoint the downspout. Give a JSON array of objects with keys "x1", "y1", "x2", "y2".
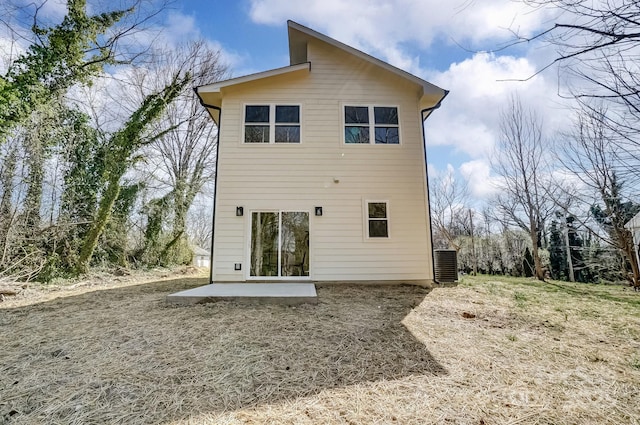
[
  {"x1": 194, "y1": 88, "x2": 221, "y2": 284},
  {"x1": 421, "y1": 90, "x2": 449, "y2": 284}
]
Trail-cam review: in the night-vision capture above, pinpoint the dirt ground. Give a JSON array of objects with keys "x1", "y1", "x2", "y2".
[{"x1": 1, "y1": 272, "x2": 639, "y2": 424}]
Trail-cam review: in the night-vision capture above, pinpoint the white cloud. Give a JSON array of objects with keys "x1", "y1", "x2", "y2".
[
  {"x1": 37, "y1": 0, "x2": 67, "y2": 20},
  {"x1": 428, "y1": 51, "x2": 575, "y2": 151},
  {"x1": 459, "y1": 159, "x2": 501, "y2": 199},
  {"x1": 425, "y1": 52, "x2": 549, "y2": 155},
  {"x1": 423, "y1": 51, "x2": 576, "y2": 203},
  {"x1": 248, "y1": 0, "x2": 548, "y2": 45},
  {"x1": 155, "y1": 12, "x2": 246, "y2": 77},
  {"x1": 248, "y1": 0, "x2": 553, "y2": 70},
  {"x1": 159, "y1": 12, "x2": 201, "y2": 45}
]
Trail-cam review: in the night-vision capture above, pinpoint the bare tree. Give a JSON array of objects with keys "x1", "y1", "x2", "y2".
[
  {"x1": 557, "y1": 103, "x2": 640, "y2": 285},
  {"x1": 128, "y1": 40, "x2": 228, "y2": 264},
  {"x1": 429, "y1": 166, "x2": 470, "y2": 252},
  {"x1": 514, "y1": 0, "x2": 640, "y2": 183},
  {"x1": 491, "y1": 94, "x2": 554, "y2": 281},
  {"x1": 186, "y1": 200, "x2": 213, "y2": 249}
]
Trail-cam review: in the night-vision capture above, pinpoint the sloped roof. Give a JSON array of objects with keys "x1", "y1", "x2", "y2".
[
  {"x1": 192, "y1": 246, "x2": 211, "y2": 257},
  {"x1": 195, "y1": 20, "x2": 448, "y2": 118},
  {"x1": 626, "y1": 211, "x2": 640, "y2": 230},
  {"x1": 196, "y1": 62, "x2": 310, "y2": 96}
]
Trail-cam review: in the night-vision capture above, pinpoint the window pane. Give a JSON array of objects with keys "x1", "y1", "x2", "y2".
[
  {"x1": 276, "y1": 105, "x2": 299, "y2": 123},
  {"x1": 281, "y1": 212, "x2": 309, "y2": 277},
  {"x1": 345, "y1": 126, "x2": 369, "y2": 144},
  {"x1": 375, "y1": 127, "x2": 399, "y2": 144},
  {"x1": 369, "y1": 220, "x2": 388, "y2": 238},
  {"x1": 275, "y1": 125, "x2": 300, "y2": 143},
  {"x1": 368, "y1": 202, "x2": 387, "y2": 218},
  {"x1": 245, "y1": 105, "x2": 269, "y2": 123},
  {"x1": 245, "y1": 125, "x2": 270, "y2": 143},
  {"x1": 345, "y1": 106, "x2": 369, "y2": 124},
  {"x1": 374, "y1": 107, "x2": 398, "y2": 124},
  {"x1": 251, "y1": 212, "x2": 279, "y2": 276}
]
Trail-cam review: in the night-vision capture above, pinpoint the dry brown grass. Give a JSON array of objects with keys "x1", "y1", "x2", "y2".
[{"x1": 1, "y1": 273, "x2": 639, "y2": 424}]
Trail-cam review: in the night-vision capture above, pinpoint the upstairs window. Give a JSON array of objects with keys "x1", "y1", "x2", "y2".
[
  {"x1": 245, "y1": 105, "x2": 270, "y2": 143},
  {"x1": 373, "y1": 106, "x2": 399, "y2": 144},
  {"x1": 366, "y1": 201, "x2": 389, "y2": 238},
  {"x1": 244, "y1": 104, "x2": 301, "y2": 143},
  {"x1": 344, "y1": 106, "x2": 399, "y2": 144},
  {"x1": 344, "y1": 106, "x2": 370, "y2": 144}
]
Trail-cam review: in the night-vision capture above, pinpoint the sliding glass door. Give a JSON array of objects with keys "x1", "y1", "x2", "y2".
[{"x1": 250, "y1": 211, "x2": 309, "y2": 278}]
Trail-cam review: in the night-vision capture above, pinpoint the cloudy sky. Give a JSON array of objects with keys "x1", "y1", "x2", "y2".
[{"x1": 3, "y1": 0, "x2": 578, "y2": 203}]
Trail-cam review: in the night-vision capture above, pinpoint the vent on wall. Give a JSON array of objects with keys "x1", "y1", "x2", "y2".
[{"x1": 434, "y1": 249, "x2": 458, "y2": 283}]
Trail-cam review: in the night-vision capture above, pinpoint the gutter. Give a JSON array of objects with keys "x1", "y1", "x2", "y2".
[
  {"x1": 193, "y1": 88, "x2": 221, "y2": 284},
  {"x1": 421, "y1": 90, "x2": 450, "y2": 284}
]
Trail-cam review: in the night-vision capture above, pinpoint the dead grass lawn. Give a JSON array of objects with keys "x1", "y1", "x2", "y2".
[{"x1": 1, "y1": 273, "x2": 639, "y2": 424}]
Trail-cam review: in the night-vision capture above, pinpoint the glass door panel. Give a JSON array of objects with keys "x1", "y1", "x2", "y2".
[
  {"x1": 250, "y1": 211, "x2": 309, "y2": 278},
  {"x1": 250, "y1": 212, "x2": 279, "y2": 277},
  {"x1": 281, "y1": 212, "x2": 309, "y2": 277}
]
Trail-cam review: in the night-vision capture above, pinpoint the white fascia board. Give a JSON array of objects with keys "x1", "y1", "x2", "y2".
[{"x1": 196, "y1": 62, "x2": 310, "y2": 94}]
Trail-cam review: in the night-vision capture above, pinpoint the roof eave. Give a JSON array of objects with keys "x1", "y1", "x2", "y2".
[{"x1": 196, "y1": 62, "x2": 311, "y2": 94}]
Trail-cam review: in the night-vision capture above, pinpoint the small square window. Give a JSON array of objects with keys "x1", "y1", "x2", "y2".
[
  {"x1": 375, "y1": 127, "x2": 399, "y2": 144},
  {"x1": 345, "y1": 126, "x2": 370, "y2": 144},
  {"x1": 275, "y1": 125, "x2": 300, "y2": 143},
  {"x1": 276, "y1": 105, "x2": 299, "y2": 123},
  {"x1": 245, "y1": 125, "x2": 270, "y2": 143},
  {"x1": 245, "y1": 105, "x2": 269, "y2": 123},
  {"x1": 367, "y1": 201, "x2": 389, "y2": 238},
  {"x1": 345, "y1": 106, "x2": 369, "y2": 124},
  {"x1": 368, "y1": 202, "x2": 387, "y2": 218},
  {"x1": 374, "y1": 107, "x2": 398, "y2": 125},
  {"x1": 369, "y1": 220, "x2": 388, "y2": 238}
]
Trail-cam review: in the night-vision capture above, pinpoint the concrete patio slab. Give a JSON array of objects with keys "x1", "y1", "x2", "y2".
[{"x1": 166, "y1": 283, "x2": 317, "y2": 305}]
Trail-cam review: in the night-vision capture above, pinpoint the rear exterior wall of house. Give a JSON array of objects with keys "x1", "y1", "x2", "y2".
[{"x1": 212, "y1": 38, "x2": 434, "y2": 283}]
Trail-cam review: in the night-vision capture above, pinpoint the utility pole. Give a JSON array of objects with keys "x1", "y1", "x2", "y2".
[
  {"x1": 564, "y1": 210, "x2": 575, "y2": 282},
  {"x1": 469, "y1": 209, "x2": 477, "y2": 276}
]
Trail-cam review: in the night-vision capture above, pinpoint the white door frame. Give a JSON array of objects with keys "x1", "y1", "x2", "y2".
[{"x1": 246, "y1": 209, "x2": 311, "y2": 281}]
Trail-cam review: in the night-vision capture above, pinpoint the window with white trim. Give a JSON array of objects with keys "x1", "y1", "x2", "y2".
[
  {"x1": 344, "y1": 106, "x2": 399, "y2": 144},
  {"x1": 366, "y1": 201, "x2": 389, "y2": 238},
  {"x1": 244, "y1": 104, "x2": 300, "y2": 143}
]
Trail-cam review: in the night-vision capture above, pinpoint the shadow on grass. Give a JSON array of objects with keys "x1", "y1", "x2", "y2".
[{"x1": 0, "y1": 279, "x2": 445, "y2": 424}]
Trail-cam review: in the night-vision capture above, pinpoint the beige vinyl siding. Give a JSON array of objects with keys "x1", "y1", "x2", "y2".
[{"x1": 212, "y1": 38, "x2": 433, "y2": 282}]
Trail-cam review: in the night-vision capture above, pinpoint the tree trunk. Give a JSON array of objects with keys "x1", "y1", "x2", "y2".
[
  {"x1": 469, "y1": 209, "x2": 477, "y2": 276},
  {"x1": 23, "y1": 136, "x2": 44, "y2": 231},
  {"x1": 0, "y1": 148, "x2": 17, "y2": 266},
  {"x1": 76, "y1": 171, "x2": 123, "y2": 274},
  {"x1": 564, "y1": 218, "x2": 575, "y2": 282},
  {"x1": 619, "y1": 227, "x2": 640, "y2": 286},
  {"x1": 529, "y1": 217, "x2": 545, "y2": 281}
]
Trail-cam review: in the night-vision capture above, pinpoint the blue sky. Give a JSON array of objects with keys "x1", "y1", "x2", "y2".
[{"x1": 1, "y1": 0, "x2": 576, "y2": 203}]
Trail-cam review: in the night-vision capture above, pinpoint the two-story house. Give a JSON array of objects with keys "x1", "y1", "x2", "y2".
[{"x1": 195, "y1": 20, "x2": 447, "y2": 286}]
